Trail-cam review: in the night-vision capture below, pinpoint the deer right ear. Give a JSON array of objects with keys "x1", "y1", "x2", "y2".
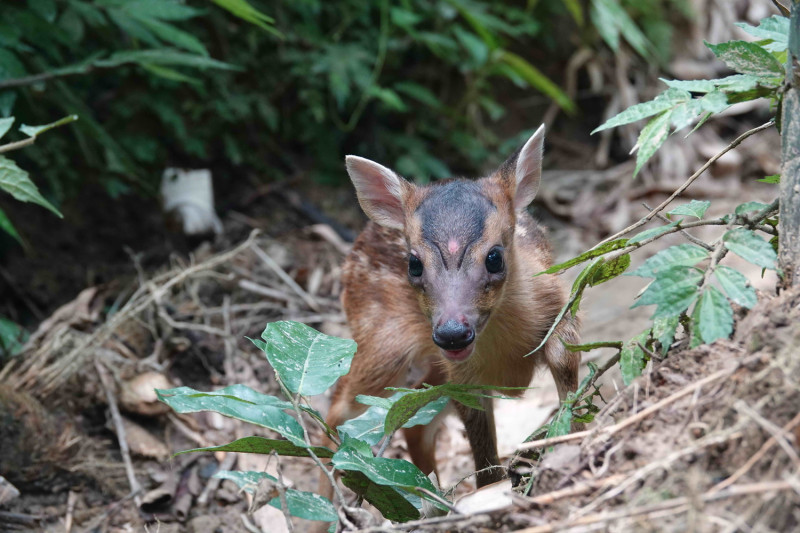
[{"x1": 345, "y1": 155, "x2": 408, "y2": 230}]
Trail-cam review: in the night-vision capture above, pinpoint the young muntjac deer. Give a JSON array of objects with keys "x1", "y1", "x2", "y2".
[{"x1": 327, "y1": 125, "x2": 580, "y2": 487}]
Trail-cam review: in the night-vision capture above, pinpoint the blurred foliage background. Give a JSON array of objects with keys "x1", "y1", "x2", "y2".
[{"x1": 0, "y1": 0, "x2": 689, "y2": 203}]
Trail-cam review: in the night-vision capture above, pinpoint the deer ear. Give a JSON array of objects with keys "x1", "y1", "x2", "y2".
[
  {"x1": 345, "y1": 155, "x2": 408, "y2": 230},
  {"x1": 512, "y1": 124, "x2": 544, "y2": 211}
]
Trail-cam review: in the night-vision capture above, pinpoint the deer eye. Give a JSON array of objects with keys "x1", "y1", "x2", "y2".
[
  {"x1": 408, "y1": 255, "x2": 423, "y2": 277},
  {"x1": 485, "y1": 247, "x2": 504, "y2": 274}
]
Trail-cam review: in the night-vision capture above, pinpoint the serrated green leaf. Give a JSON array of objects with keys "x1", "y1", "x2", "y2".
[
  {"x1": 341, "y1": 471, "x2": 420, "y2": 522},
  {"x1": 634, "y1": 110, "x2": 672, "y2": 176},
  {"x1": 593, "y1": 88, "x2": 689, "y2": 133},
  {"x1": 734, "y1": 201, "x2": 770, "y2": 216},
  {"x1": 569, "y1": 258, "x2": 606, "y2": 314},
  {"x1": 714, "y1": 265, "x2": 757, "y2": 309},
  {"x1": 176, "y1": 436, "x2": 333, "y2": 458},
  {"x1": 255, "y1": 321, "x2": 356, "y2": 396},
  {"x1": 156, "y1": 385, "x2": 306, "y2": 446},
  {"x1": 632, "y1": 266, "x2": 702, "y2": 318},
  {"x1": 589, "y1": 253, "x2": 630, "y2": 286},
  {"x1": 628, "y1": 220, "x2": 679, "y2": 244},
  {"x1": 338, "y1": 392, "x2": 449, "y2": 445},
  {"x1": 695, "y1": 286, "x2": 734, "y2": 343},
  {"x1": 706, "y1": 40, "x2": 784, "y2": 78},
  {"x1": 215, "y1": 470, "x2": 337, "y2": 521},
  {"x1": 723, "y1": 228, "x2": 778, "y2": 270},
  {"x1": 668, "y1": 200, "x2": 711, "y2": 219},
  {"x1": 0, "y1": 207, "x2": 21, "y2": 244},
  {"x1": 652, "y1": 315, "x2": 679, "y2": 355},
  {"x1": 735, "y1": 16, "x2": 789, "y2": 52},
  {"x1": 661, "y1": 74, "x2": 772, "y2": 93},
  {"x1": 0, "y1": 156, "x2": 62, "y2": 217},
  {"x1": 0, "y1": 117, "x2": 14, "y2": 140},
  {"x1": 629, "y1": 244, "x2": 709, "y2": 278},
  {"x1": 536, "y1": 238, "x2": 629, "y2": 275},
  {"x1": 620, "y1": 330, "x2": 651, "y2": 385}
]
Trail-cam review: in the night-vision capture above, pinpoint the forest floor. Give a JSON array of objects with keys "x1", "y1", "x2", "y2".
[{"x1": 0, "y1": 117, "x2": 798, "y2": 533}]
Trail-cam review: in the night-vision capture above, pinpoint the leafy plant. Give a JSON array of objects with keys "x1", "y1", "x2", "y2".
[{"x1": 158, "y1": 320, "x2": 510, "y2": 527}]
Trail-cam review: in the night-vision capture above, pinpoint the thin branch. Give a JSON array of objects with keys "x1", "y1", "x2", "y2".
[
  {"x1": 596, "y1": 120, "x2": 775, "y2": 248},
  {"x1": 647, "y1": 203, "x2": 714, "y2": 251}
]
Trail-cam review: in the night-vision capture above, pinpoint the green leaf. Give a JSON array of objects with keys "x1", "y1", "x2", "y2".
[
  {"x1": 393, "y1": 82, "x2": 442, "y2": 109},
  {"x1": 705, "y1": 40, "x2": 784, "y2": 78},
  {"x1": 620, "y1": 330, "x2": 651, "y2": 385},
  {"x1": 123, "y1": 0, "x2": 205, "y2": 21},
  {"x1": 714, "y1": 265, "x2": 757, "y2": 309},
  {"x1": 210, "y1": 0, "x2": 282, "y2": 37},
  {"x1": 332, "y1": 438, "x2": 439, "y2": 498},
  {"x1": 758, "y1": 174, "x2": 780, "y2": 184},
  {"x1": 734, "y1": 201, "x2": 770, "y2": 216},
  {"x1": 338, "y1": 392, "x2": 449, "y2": 446},
  {"x1": 668, "y1": 200, "x2": 711, "y2": 219},
  {"x1": 133, "y1": 16, "x2": 208, "y2": 56},
  {"x1": 497, "y1": 50, "x2": 574, "y2": 113},
  {"x1": 722, "y1": 228, "x2": 779, "y2": 270},
  {"x1": 592, "y1": 88, "x2": 689, "y2": 133},
  {"x1": 652, "y1": 315, "x2": 679, "y2": 355},
  {"x1": 156, "y1": 385, "x2": 306, "y2": 446},
  {"x1": 215, "y1": 470, "x2": 337, "y2": 521},
  {"x1": 628, "y1": 220, "x2": 679, "y2": 244},
  {"x1": 368, "y1": 87, "x2": 407, "y2": 112},
  {"x1": 0, "y1": 117, "x2": 14, "y2": 140},
  {"x1": 735, "y1": 16, "x2": 789, "y2": 52},
  {"x1": 545, "y1": 401, "x2": 573, "y2": 439},
  {"x1": 695, "y1": 287, "x2": 734, "y2": 343},
  {"x1": 629, "y1": 244, "x2": 710, "y2": 278},
  {"x1": 633, "y1": 110, "x2": 672, "y2": 176},
  {"x1": 632, "y1": 266, "x2": 702, "y2": 318},
  {"x1": 590, "y1": 0, "x2": 653, "y2": 59},
  {"x1": 341, "y1": 471, "x2": 420, "y2": 522},
  {"x1": 19, "y1": 114, "x2": 79, "y2": 138},
  {"x1": 95, "y1": 49, "x2": 240, "y2": 70},
  {"x1": 254, "y1": 321, "x2": 356, "y2": 396},
  {"x1": 0, "y1": 317, "x2": 28, "y2": 357},
  {"x1": 588, "y1": 253, "x2": 630, "y2": 286},
  {"x1": 0, "y1": 207, "x2": 21, "y2": 244},
  {"x1": 562, "y1": 340, "x2": 623, "y2": 352},
  {"x1": 175, "y1": 436, "x2": 333, "y2": 458},
  {"x1": 536, "y1": 238, "x2": 629, "y2": 275},
  {"x1": 661, "y1": 74, "x2": 774, "y2": 93},
  {"x1": 0, "y1": 156, "x2": 62, "y2": 218}
]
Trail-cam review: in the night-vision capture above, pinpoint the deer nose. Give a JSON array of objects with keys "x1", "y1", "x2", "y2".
[{"x1": 433, "y1": 319, "x2": 475, "y2": 350}]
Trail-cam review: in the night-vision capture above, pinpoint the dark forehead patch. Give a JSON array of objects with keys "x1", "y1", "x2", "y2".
[{"x1": 417, "y1": 180, "x2": 494, "y2": 248}]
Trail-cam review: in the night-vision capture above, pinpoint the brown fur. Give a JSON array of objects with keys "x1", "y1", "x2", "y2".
[{"x1": 325, "y1": 170, "x2": 581, "y2": 488}]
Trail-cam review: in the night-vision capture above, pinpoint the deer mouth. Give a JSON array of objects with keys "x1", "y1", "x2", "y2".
[{"x1": 441, "y1": 343, "x2": 474, "y2": 362}]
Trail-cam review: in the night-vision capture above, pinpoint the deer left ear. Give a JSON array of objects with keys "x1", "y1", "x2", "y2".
[{"x1": 512, "y1": 124, "x2": 544, "y2": 211}]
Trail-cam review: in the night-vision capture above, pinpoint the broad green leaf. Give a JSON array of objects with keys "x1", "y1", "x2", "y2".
[
  {"x1": 497, "y1": 51, "x2": 574, "y2": 112},
  {"x1": 620, "y1": 330, "x2": 651, "y2": 385},
  {"x1": 634, "y1": 110, "x2": 672, "y2": 176},
  {"x1": 632, "y1": 266, "x2": 702, "y2": 318},
  {"x1": 254, "y1": 321, "x2": 356, "y2": 396},
  {"x1": 0, "y1": 317, "x2": 28, "y2": 356},
  {"x1": 592, "y1": 88, "x2": 689, "y2": 133},
  {"x1": 588, "y1": 253, "x2": 630, "y2": 286},
  {"x1": 0, "y1": 117, "x2": 13, "y2": 140},
  {"x1": 735, "y1": 16, "x2": 789, "y2": 52},
  {"x1": 629, "y1": 244, "x2": 709, "y2": 278},
  {"x1": 695, "y1": 287, "x2": 734, "y2": 343},
  {"x1": 723, "y1": 228, "x2": 778, "y2": 270},
  {"x1": 215, "y1": 471, "x2": 337, "y2": 521},
  {"x1": 210, "y1": 0, "x2": 282, "y2": 37},
  {"x1": 175, "y1": 436, "x2": 333, "y2": 458},
  {"x1": 341, "y1": 472, "x2": 419, "y2": 522},
  {"x1": 652, "y1": 315, "x2": 679, "y2": 355},
  {"x1": 705, "y1": 40, "x2": 784, "y2": 78},
  {"x1": 562, "y1": 340, "x2": 623, "y2": 352},
  {"x1": 668, "y1": 200, "x2": 711, "y2": 219},
  {"x1": 156, "y1": 386, "x2": 306, "y2": 446},
  {"x1": 0, "y1": 207, "x2": 21, "y2": 244},
  {"x1": 661, "y1": 74, "x2": 772, "y2": 93},
  {"x1": 18, "y1": 114, "x2": 79, "y2": 138},
  {"x1": 338, "y1": 392, "x2": 449, "y2": 445},
  {"x1": 734, "y1": 201, "x2": 770, "y2": 216},
  {"x1": 545, "y1": 401, "x2": 572, "y2": 439},
  {"x1": 536, "y1": 238, "x2": 629, "y2": 275},
  {"x1": 0, "y1": 156, "x2": 62, "y2": 217},
  {"x1": 628, "y1": 220, "x2": 679, "y2": 244},
  {"x1": 332, "y1": 438, "x2": 438, "y2": 497},
  {"x1": 714, "y1": 265, "x2": 757, "y2": 309}
]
